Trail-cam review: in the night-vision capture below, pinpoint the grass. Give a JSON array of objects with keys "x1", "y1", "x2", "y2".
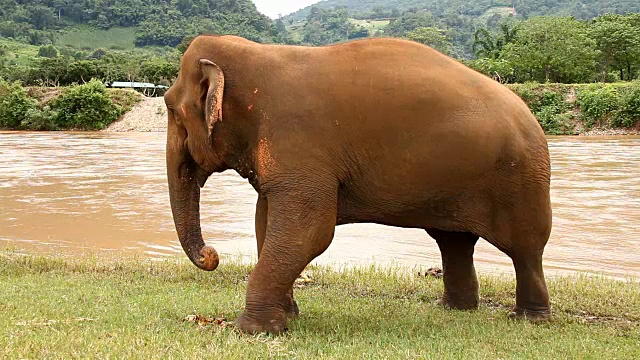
[
  {"x1": 0, "y1": 38, "x2": 40, "y2": 66},
  {"x1": 286, "y1": 18, "x2": 390, "y2": 41},
  {"x1": 349, "y1": 19, "x2": 390, "y2": 35},
  {"x1": 57, "y1": 26, "x2": 137, "y2": 50},
  {"x1": 0, "y1": 252, "x2": 639, "y2": 359}
]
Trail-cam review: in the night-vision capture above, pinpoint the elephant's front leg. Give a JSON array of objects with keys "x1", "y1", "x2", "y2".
[
  {"x1": 254, "y1": 195, "x2": 298, "y2": 320},
  {"x1": 237, "y1": 188, "x2": 337, "y2": 334}
]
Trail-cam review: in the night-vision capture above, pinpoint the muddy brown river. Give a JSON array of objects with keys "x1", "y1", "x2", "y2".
[{"x1": 1, "y1": 132, "x2": 638, "y2": 278}]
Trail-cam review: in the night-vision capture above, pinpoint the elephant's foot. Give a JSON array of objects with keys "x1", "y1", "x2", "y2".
[
  {"x1": 508, "y1": 306, "x2": 551, "y2": 322},
  {"x1": 234, "y1": 310, "x2": 289, "y2": 334},
  {"x1": 234, "y1": 297, "x2": 298, "y2": 334},
  {"x1": 436, "y1": 293, "x2": 479, "y2": 311}
]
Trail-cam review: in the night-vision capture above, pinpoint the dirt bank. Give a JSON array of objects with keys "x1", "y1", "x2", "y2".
[
  {"x1": 104, "y1": 96, "x2": 168, "y2": 132},
  {"x1": 580, "y1": 126, "x2": 640, "y2": 136}
]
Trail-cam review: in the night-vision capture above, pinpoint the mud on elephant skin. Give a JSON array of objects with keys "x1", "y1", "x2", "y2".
[{"x1": 164, "y1": 35, "x2": 553, "y2": 333}]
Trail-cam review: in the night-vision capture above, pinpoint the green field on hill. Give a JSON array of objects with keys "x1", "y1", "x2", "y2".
[{"x1": 56, "y1": 26, "x2": 137, "y2": 50}]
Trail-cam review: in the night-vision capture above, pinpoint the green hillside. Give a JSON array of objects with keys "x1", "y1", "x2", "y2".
[
  {"x1": 282, "y1": 0, "x2": 640, "y2": 61},
  {"x1": 1, "y1": 0, "x2": 639, "y2": 90},
  {"x1": 285, "y1": 0, "x2": 640, "y2": 21},
  {"x1": 56, "y1": 27, "x2": 137, "y2": 50},
  {"x1": 0, "y1": 0, "x2": 276, "y2": 48},
  {"x1": 0, "y1": 0, "x2": 278, "y2": 87}
]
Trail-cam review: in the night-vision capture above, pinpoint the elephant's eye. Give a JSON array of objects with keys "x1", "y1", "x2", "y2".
[{"x1": 167, "y1": 108, "x2": 179, "y2": 123}]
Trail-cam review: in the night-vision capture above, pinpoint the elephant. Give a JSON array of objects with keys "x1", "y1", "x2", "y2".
[{"x1": 164, "y1": 35, "x2": 552, "y2": 334}]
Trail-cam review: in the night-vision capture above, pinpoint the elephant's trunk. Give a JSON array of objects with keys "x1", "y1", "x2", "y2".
[{"x1": 166, "y1": 123, "x2": 219, "y2": 271}]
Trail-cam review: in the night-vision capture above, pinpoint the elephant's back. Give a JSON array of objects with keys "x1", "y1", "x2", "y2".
[
  {"x1": 307, "y1": 38, "x2": 548, "y2": 191},
  {"x1": 301, "y1": 38, "x2": 543, "y2": 144}
]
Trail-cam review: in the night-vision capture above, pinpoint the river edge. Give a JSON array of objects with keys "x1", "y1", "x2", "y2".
[
  {"x1": 1, "y1": 252, "x2": 638, "y2": 358},
  {"x1": 103, "y1": 95, "x2": 640, "y2": 135}
]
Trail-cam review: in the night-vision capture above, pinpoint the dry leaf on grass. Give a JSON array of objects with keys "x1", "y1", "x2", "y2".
[
  {"x1": 418, "y1": 267, "x2": 443, "y2": 279},
  {"x1": 183, "y1": 314, "x2": 231, "y2": 328},
  {"x1": 294, "y1": 272, "x2": 313, "y2": 288}
]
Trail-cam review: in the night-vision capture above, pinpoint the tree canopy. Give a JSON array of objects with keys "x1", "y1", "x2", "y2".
[
  {"x1": 0, "y1": 0, "x2": 276, "y2": 46},
  {"x1": 1, "y1": 0, "x2": 640, "y2": 86},
  {"x1": 286, "y1": 0, "x2": 640, "y2": 21},
  {"x1": 467, "y1": 13, "x2": 640, "y2": 83}
]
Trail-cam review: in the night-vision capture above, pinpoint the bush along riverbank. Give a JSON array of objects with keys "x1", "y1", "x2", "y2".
[
  {"x1": 1, "y1": 79, "x2": 639, "y2": 134},
  {"x1": 506, "y1": 82, "x2": 640, "y2": 135},
  {"x1": 0, "y1": 78, "x2": 141, "y2": 131},
  {"x1": 0, "y1": 252, "x2": 638, "y2": 358}
]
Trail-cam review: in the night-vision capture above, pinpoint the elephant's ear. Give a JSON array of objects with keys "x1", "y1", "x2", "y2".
[{"x1": 199, "y1": 59, "x2": 224, "y2": 139}]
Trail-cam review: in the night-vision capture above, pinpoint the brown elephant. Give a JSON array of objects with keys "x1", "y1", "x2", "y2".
[{"x1": 164, "y1": 35, "x2": 552, "y2": 334}]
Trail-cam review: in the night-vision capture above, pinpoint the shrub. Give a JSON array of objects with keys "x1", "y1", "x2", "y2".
[
  {"x1": 613, "y1": 83, "x2": 640, "y2": 128},
  {"x1": 89, "y1": 48, "x2": 108, "y2": 60},
  {"x1": 21, "y1": 106, "x2": 58, "y2": 130},
  {"x1": 38, "y1": 45, "x2": 58, "y2": 58},
  {"x1": 51, "y1": 79, "x2": 123, "y2": 130},
  {"x1": 0, "y1": 78, "x2": 38, "y2": 129},
  {"x1": 108, "y1": 89, "x2": 142, "y2": 113},
  {"x1": 508, "y1": 83, "x2": 568, "y2": 113},
  {"x1": 508, "y1": 83, "x2": 575, "y2": 134},
  {"x1": 536, "y1": 107, "x2": 575, "y2": 135},
  {"x1": 576, "y1": 85, "x2": 621, "y2": 128}
]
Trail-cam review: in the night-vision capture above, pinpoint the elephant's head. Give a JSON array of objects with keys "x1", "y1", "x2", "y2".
[{"x1": 164, "y1": 47, "x2": 228, "y2": 271}]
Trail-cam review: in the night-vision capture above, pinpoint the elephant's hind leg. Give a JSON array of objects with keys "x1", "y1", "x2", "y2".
[
  {"x1": 426, "y1": 229, "x2": 480, "y2": 310},
  {"x1": 488, "y1": 193, "x2": 552, "y2": 321},
  {"x1": 508, "y1": 250, "x2": 550, "y2": 321}
]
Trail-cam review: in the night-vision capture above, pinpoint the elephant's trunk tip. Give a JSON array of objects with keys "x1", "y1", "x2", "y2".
[{"x1": 198, "y1": 245, "x2": 219, "y2": 271}]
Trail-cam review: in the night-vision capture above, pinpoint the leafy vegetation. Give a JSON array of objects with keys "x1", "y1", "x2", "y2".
[
  {"x1": 500, "y1": 17, "x2": 599, "y2": 83},
  {"x1": 467, "y1": 13, "x2": 640, "y2": 84},
  {"x1": 0, "y1": 79, "x2": 140, "y2": 130},
  {"x1": 590, "y1": 14, "x2": 640, "y2": 81},
  {"x1": 0, "y1": 0, "x2": 270, "y2": 88},
  {"x1": 0, "y1": 0, "x2": 275, "y2": 47},
  {"x1": 3, "y1": 78, "x2": 636, "y2": 133},
  {"x1": 0, "y1": 78, "x2": 37, "y2": 129},
  {"x1": 405, "y1": 27, "x2": 451, "y2": 55},
  {"x1": 1, "y1": 48, "x2": 180, "y2": 88},
  {"x1": 286, "y1": 0, "x2": 640, "y2": 57},
  {"x1": 0, "y1": 252, "x2": 638, "y2": 358},
  {"x1": 508, "y1": 83, "x2": 576, "y2": 134},
  {"x1": 286, "y1": 0, "x2": 640, "y2": 22},
  {"x1": 1, "y1": 1, "x2": 640, "y2": 86},
  {"x1": 1, "y1": 1, "x2": 640, "y2": 132},
  {"x1": 52, "y1": 79, "x2": 125, "y2": 130},
  {"x1": 616, "y1": 85, "x2": 640, "y2": 127},
  {"x1": 503, "y1": 82, "x2": 640, "y2": 133},
  {"x1": 576, "y1": 82, "x2": 640, "y2": 128},
  {"x1": 300, "y1": 7, "x2": 369, "y2": 46}
]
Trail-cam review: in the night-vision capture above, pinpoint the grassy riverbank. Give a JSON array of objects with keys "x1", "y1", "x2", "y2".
[{"x1": 1, "y1": 252, "x2": 638, "y2": 358}]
